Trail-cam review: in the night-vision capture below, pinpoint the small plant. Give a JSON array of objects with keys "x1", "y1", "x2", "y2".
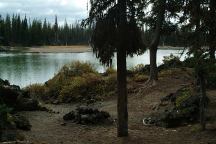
[
  {"x1": 175, "y1": 87, "x2": 193, "y2": 108},
  {"x1": 60, "y1": 61, "x2": 96, "y2": 77},
  {"x1": 24, "y1": 84, "x2": 46, "y2": 100},
  {"x1": 105, "y1": 67, "x2": 116, "y2": 75},
  {"x1": 162, "y1": 54, "x2": 182, "y2": 68}
]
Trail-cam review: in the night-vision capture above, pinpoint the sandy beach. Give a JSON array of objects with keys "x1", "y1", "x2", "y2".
[
  {"x1": 8, "y1": 45, "x2": 92, "y2": 53},
  {"x1": 1, "y1": 45, "x2": 185, "y2": 53}
]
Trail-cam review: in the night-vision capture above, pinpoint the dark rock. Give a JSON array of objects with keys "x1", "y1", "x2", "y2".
[
  {"x1": 143, "y1": 86, "x2": 209, "y2": 128},
  {"x1": 0, "y1": 84, "x2": 20, "y2": 107},
  {"x1": 61, "y1": 122, "x2": 66, "y2": 126},
  {"x1": 13, "y1": 114, "x2": 31, "y2": 131},
  {"x1": 16, "y1": 98, "x2": 39, "y2": 111},
  {"x1": 63, "y1": 111, "x2": 75, "y2": 121},
  {"x1": 63, "y1": 106, "x2": 112, "y2": 125}
]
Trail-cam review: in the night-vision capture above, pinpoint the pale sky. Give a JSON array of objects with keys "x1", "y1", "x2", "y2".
[{"x1": 0, "y1": 0, "x2": 88, "y2": 24}]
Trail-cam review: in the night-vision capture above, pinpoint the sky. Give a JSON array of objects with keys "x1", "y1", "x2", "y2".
[{"x1": 0, "y1": 0, "x2": 88, "y2": 25}]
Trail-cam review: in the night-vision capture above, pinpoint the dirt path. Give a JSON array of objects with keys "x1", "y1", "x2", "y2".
[{"x1": 18, "y1": 70, "x2": 216, "y2": 144}]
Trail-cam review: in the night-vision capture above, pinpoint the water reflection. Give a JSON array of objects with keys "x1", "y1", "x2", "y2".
[{"x1": 0, "y1": 50, "x2": 186, "y2": 87}]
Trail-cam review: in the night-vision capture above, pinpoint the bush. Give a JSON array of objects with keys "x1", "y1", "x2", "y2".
[
  {"x1": 24, "y1": 84, "x2": 46, "y2": 100},
  {"x1": 60, "y1": 61, "x2": 96, "y2": 77},
  {"x1": 130, "y1": 64, "x2": 149, "y2": 74},
  {"x1": 162, "y1": 54, "x2": 182, "y2": 68},
  {"x1": 105, "y1": 67, "x2": 116, "y2": 75},
  {"x1": 133, "y1": 74, "x2": 148, "y2": 82}
]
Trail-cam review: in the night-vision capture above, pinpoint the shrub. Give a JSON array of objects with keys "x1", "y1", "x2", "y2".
[
  {"x1": 60, "y1": 61, "x2": 96, "y2": 77},
  {"x1": 133, "y1": 74, "x2": 148, "y2": 82},
  {"x1": 59, "y1": 73, "x2": 107, "y2": 103},
  {"x1": 130, "y1": 64, "x2": 149, "y2": 74},
  {"x1": 105, "y1": 67, "x2": 116, "y2": 75},
  {"x1": 24, "y1": 84, "x2": 46, "y2": 100},
  {"x1": 162, "y1": 54, "x2": 182, "y2": 68}
]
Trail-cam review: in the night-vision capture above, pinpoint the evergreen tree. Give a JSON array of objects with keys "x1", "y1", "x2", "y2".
[{"x1": 84, "y1": 0, "x2": 146, "y2": 137}]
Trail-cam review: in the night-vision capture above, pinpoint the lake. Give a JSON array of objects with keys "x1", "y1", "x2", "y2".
[{"x1": 0, "y1": 49, "x2": 186, "y2": 87}]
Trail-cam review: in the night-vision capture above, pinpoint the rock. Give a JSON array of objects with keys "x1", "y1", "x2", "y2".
[
  {"x1": 63, "y1": 111, "x2": 75, "y2": 121},
  {"x1": 143, "y1": 86, "x2": 209, "y2": 128},
  {"x1": 61, "y1": 122, "x2": 66, "y2": 126},
  {"x1": 52, "y1": 100, "x2": 60, "y2": 105},
  {"x1": 63, "y1": 106, "x2": 112, "y2": 125},
  {"x1": 0, "y1": 78, "x2": 41, "y2": 112},
  {"x1": 16, "y1": 98, "x2": 39, "y2": 111},
  {"x1": 13, "y1": 115, "x2": 31, "y2": 131},
  {"x1": 0, "y1": 82, "x2": 20, "y2": 107}
]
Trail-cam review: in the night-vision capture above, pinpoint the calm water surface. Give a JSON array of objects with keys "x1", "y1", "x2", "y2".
[{"x1": 0, "y1": 50, "x2": 186, "y2": 87}]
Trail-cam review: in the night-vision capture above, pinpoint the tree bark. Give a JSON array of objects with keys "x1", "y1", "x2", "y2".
[
  {"x1": 117, "y1": 0, "x2": 128, "y2": 137},
  {"x1": 198, "y1": 72, "x2": 206, "y2": 131},
  {"x1": 117, "y1": 45, "x2": 128, "y2": 137},
  {"x1": 149, "y1": 0, "x2": 166, "y2": 81}
]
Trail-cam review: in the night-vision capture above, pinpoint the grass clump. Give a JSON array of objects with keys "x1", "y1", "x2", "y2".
[{"x1": 175, "y1": 87, "x2": 193, "y2": 108}]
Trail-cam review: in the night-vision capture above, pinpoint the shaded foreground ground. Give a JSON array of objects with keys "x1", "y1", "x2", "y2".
[{"x1": 19, "y1": 69, "x2": 216, "y2": 144}]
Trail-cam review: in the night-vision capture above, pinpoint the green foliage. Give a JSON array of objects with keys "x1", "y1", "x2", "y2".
[
  {"x1": 132, "y1": 74, "x2": 148, "y2": 82},
  {"x1": 83, "y1": 0, "x2": 146, "y2": 66},
  {"x1": 27, "y1": 62, "x2": 117, "y2": 103},
  {"x1": 105, "y1": 67, "x2": 116, "y2": 75},
  {"x1": 162, "y1": 54, "x2": 182, "y2": 68},
  {"x1": 24, "y1": 84, "x2": 46, "y2": 100},
  {"x1": 0, "y1": 104, "x2": 13, "y2": 129},
  {"x1": 60, "y1": 61, "x2": 96, "y2": 77},
  {"x1": 0, "y1": 14, "x2": 91, "y2": 46},
  {"x1": 175, "y1": 87, "x2": 193, "y2": 108},
  {"x1": 59, "y1": 74, "x2": 104, "y2": 102},
  {"x1": 130, "y1": 64, "x2": 149, "y2": 74}
]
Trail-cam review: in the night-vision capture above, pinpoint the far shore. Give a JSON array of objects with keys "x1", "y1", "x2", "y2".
[{"x1": 0, "y1": 45, "x2": 185, "y2": 53}]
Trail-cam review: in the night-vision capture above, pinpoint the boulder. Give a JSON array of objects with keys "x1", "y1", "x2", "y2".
[
  {"x1": 16, "y1": 98, "x2": 39, "y2": 111},
  {"x1": 63, "y1": 106, "x2": 112, "y2": 125},
  {"x1": 0, "y1": 81, "x2": 21, "y2": 107},
  {"x1": 143, "y1": 86, "x2": 208, "y2": 128},
  {"x1": 13, "y1": 114, "x2": 31, "y2": 131}
]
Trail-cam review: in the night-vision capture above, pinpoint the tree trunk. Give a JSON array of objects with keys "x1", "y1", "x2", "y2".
[
  {"x1": 198, "y1": 72, "x2": 206, "y2": 131},
  {"x1": 117, "y1": 0, "x2": 128, "y2": 137},
  {"x1": 149, "y1": 0, "x2": 166, "y2": 81},
  {"x1": 117, "y1": 46, "x2": 128, "y2": 137},
  {"x1": 149, "y1": 47, "x2": 158, "y2": 81}
]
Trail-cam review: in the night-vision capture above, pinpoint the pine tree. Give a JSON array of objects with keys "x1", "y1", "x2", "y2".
[{"x1": 84, "y1": 0, "x2": 146, "y2": 137}]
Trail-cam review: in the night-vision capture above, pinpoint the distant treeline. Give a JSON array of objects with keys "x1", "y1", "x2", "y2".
[
  {"x1": 0, "y1": 14, "x2": 92, "y2": 46},
  {"x1": 0, "y1": 14, "x2": 202, "y2": 47}
]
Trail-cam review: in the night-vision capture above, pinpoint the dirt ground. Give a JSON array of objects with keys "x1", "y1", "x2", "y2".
[{"x1": 18, "y1": 69, "x2": 216, "y2": 144}]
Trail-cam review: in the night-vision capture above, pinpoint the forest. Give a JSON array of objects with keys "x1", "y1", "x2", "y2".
[
  {"x1": 0, "y1": 14, "x2": 91, "y2": 46},
  {"x1": 0, "y1": 0, "x2": 216, "y2": 143}
]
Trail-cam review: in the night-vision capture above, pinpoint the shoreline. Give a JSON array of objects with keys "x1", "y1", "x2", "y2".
[{"x1": 0, "y1": 45, "x2": 185, "y2": 53}]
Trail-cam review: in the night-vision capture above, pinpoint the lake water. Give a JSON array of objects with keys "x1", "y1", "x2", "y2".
[{"x1": 0, "y1": 49, "x2": 186, "y2": 87}]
